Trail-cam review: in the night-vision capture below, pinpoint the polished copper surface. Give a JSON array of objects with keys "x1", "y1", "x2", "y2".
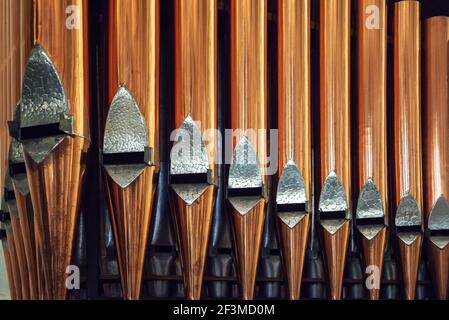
[
  {"x1": 356, "y1": 0, "x2": 388, "y2": 300},
  {"x1": 0, "y1": 0, "x2": 32, "y2": 194},
  {"x1": 393, "y1": 1, "x2": 423, "y2": 301},
  {"x1": 13, "y1": 190, "x2": 39, "y2": 299},
  {"x1": 320, "y1": 221, "x2": 350, "y2": 300},
  {"x1": 277, "y1": 0, "x2": 311, "y2": 300},
  {"x1": 426, "y1": 240, "x2": 449, "y2": 300},
  {"x1": 23, "y1": 0, "x2": 90, "y2": 300},
  {"x1": 229, "y1": 0, "x2": 267, "y2": 300},
  {"x1": 397, "y1": 234, "x2": 422, "y2": 300},
  {"x1": 4, "y1": 226, "x2": 22, "y2": 299},
  {"x1": 171, "y1": 0, "x2": 217, "y2": 300},
  {"x1": 9, "y1": 214, "x2": 30, "y2": 299},
  {"x1": 230, "y1": 201, "x2": 266, "y2": 300},
  {"x1": 423, "y1": 17, "x2": 449, "y2": 220},
  {"x1": 357, "y1": 0, "x2": 388, "y2": 222},
  {"x1": 359, "y1": 226, "x2": 387, "y2": 300},
  {"x1": 107, "y1": 0, "x2": 159, "y2": 300},
  {"x1": 319, "y1": 0, "x2": 351, "y2": 300},
  {"x1": 423, "y1": 16, "x2": 449, "y2": 300},
  {"x1": 278, "y1": 215, "x2": 310, "y2": 299}
]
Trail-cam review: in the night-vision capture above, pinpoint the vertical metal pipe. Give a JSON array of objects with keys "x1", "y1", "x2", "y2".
[
  {"x1": 277, "y1": 0, "x2": 311, "y2": 300},
  {"x1": 423, "y1": 16, "x2": 449, "y2": 300},
  {"x1": 318, "y1": 0, "x2": 351, "y2": 300},
  {"x1": 228, "y1": 0, "x2": 267, "y2": 300},
  {"x1": 393, "y1": 0, "x2": 423, "y2": 301},
  {"x1": 169, "y1": 0, "x2": 218, "y2": 300},
  {"x1": 356, "y1": 0, "x2": 388, "y2": 300},
  {"x1": 8, "y1": 0, "x2": 91, "y2": 299},
  {"x1": 105, "y1": 0, "x2": 159, "y2": 300}
]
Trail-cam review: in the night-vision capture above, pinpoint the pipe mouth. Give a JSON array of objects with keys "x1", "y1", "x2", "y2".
[
  {"x1": 318, "y1": 171, "x2": 350, "y2": 225},
  {"x1": 102, "y1": 86, "x2": 153, "y2": 189},
  {"x1": 395, "y1": 193, "x2": 422, "y2": 244}
]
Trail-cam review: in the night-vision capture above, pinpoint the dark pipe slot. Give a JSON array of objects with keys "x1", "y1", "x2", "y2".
[
  {"x1": 0, "y1": 229, "x2": 6, "y2": 239},
  {"x1": 227, "y1": 187, "x2": 263, "y2": 198},
  {"x1": 170, "y1": 173, "x2": 209, "y2": 184},
  {"x1": 356, "y1": 217, "x2": 385, "y2": 226},
  {"x1": 0, "y1": 211, "x2": 10, "y2": 223},
  {"x1": 9, "y1": 162, "x2": 26, "y2": 176},
  {"x1": 396, "y1": 225, "x2": 422, "y2": 233},
  {"x1": 319, "y1": 210, "x2": 346, "y2": 220},
  {"x1": 429, "y1": 229, "x2": 449, "y2": 237},
  {"x1": 20, "y1": 123, "x2": 65, "y2": 140},
  {"x1": 4, "y1": 190, "x2": 16, "y2": 202},
  {"x1": 277, "y1": 203, "x2": 306, "y2": 213},
  {"x1": 103, "y1": 152, "x2": 146, "y2": 165}
]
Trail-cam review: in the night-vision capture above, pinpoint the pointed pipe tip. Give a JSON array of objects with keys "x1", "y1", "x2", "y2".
[
  {"x1": 320, "y1": 220, "x2": 350, "y2": 300},
  {"x1": 359, "y1": 226, "x2": 387, "y2": 300},
  {"x1": 426, "y1": 239, "x2": 449, "y2": 300},
  {"x1": 397, "y1": 233, "x2": 423, "y2": 300}
]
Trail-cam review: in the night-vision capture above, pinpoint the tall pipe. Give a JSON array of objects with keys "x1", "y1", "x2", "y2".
[
  {"x1": 228, "y1": 0, "x2": 267, "y2": 300},
  {"x1": 318, "y1": 0, "x2": 351, "y2": 300},
  {"x1": 105, "y1": 0, "x2": 159, "y2": 299},
  {"x1": 277, "y1": 0, "x2": 311, "y2": 300},
  {"x1": 8, "y1": 0, "x2": 90, "y2": 299},
  {"x1": 393, "y1": 0, "x2": 423, "y2": 301},
  {"x1": 356, "y1": 0, "x2": 388, "y2": 300},
  {"x1": 169, "y1": 0, "x2": 218, "y2": 300},
  {"x1": 423, "y1": 16, "x2": 449, "y2": 300}
]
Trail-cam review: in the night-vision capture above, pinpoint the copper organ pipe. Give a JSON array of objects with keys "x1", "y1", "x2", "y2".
[
  {"x1": 356, "y1": 0, "x2": 388, "y2": 300},
  {"x1": 318, "y1": 0, "x2": 351, "y2": 300},
  {"x1": 105, "y1": 0, "x2": 159, "y2": 300},
  {"x1": 277, "y1": 0, "x2": 311, "y2": 300},
  {"x1": 7, "y1": 0, "x2": 90, "y2": 299},
  {"x1": 228, "y1": 0, "x2": 267, "y2": 300},
  {"x1": 423, "y1": 16, "x2": 449, "y2": 300},
  {"x1": 169, "y1": 0, "x2": 217, "y2": 300},
  {"x1": 393, "y1": 0, "x2": 423, "y2": 301}
]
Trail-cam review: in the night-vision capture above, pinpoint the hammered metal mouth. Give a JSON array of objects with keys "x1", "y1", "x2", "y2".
[
  {"x1": 227, "y1": 136, "x2": 264, "y2": 216},
  {"x1": 356, "y1": 179, "x2": 385, "y2": 239},
  {"x1": 395, "y1": 193, "x2": 422, "y2": 245},
  {"x1": 169, "y1": 116, "x2": 213, "y2": 205},
  {"x1": 9, "y1": 45, "x2": 78, "y2": 164},
  {"x1": 102, "y1": 85, "x2": 152, "y2": 189},
  {"x1": 318, "y1": 171, "x2": 349, "y2": 234},
  {"x1": 276, "y1": 160, "x2": 308, "y2": 228}
]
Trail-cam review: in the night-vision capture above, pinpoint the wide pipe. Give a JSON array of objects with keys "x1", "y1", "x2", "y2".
[
  {"x1": 171, "y1": 0, "x2": 217, "y2": 300},
  {"x1": 229, "y1": 0, "x2": 267, "y2": 300},
  {"x1": 393, "y1": 0, "x2": 423, "y2": 301},
  {"x1": 277, "y1": 0, "x2": 311, "y2": 300},
  {"x1": 107, "y1": 0, "x2": 159, "y2": 300},
  {"x1": 319, "y1": 0, "x2": 351, "y2": 300},
  {"x1": 423, "y1": 16, "x2": 449, "y2": 300},
  {"x1": 356, "y1": 0, "x2": 388, "y2": 300}
]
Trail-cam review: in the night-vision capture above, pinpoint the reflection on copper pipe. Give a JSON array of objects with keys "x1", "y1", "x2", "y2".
[
  {"x1": 7, "y1": 0, "x2": 91, "y2": 300},
  {"x1": 356, "y1": 0, "x2": 388, "y2": 300},
  {"x1": 423, "y1": 16, "x2": 449, "y2": 300},
  {"x1": 106, "y1": 0, "x2": 159, "y2": 300},
  {"x1": 318, "y1": 0, "x2": 351, "y2": 300},
  {"x1": 169, "y1": 0, "x2": 217, "y2": 300},
  {"x1": 277, "y1": 0, "x2": 311, "y2": 300},
  {"x1": 4, "y1": 174, "x2": 30, "y2": 299},
  {"x1": 229, "y1": 0, "x2": 267, "y2": 300},
  {"x1": 393, "y1": 0, "x2": 423, "y2": 301}
]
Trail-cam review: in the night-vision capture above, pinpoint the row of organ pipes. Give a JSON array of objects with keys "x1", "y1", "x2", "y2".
[{"x1": 0, "y1": 0, "x2": 448, "y2": 300}]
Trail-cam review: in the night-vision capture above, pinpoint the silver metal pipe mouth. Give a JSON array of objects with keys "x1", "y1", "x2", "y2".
[
  {"x1": 427, "y1": 195, "x2": 449, "y2": 248},
  {"x1": 395, "y1": 193, "x2": 422, "y2": 245},
  {"x1": 9, "y1": 46, "x2": 78, "y2": 164},
  {"x1": 318, "y1": 171, "x2": 350, "y2": 234},
  {"x1": 102, "y1": 86, "x2": 152, "y2": 189}
]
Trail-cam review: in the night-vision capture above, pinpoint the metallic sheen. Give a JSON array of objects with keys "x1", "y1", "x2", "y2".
[
  {"x1": 103, "y1": 86, "x2": 150, "y2": 189},
  {"x1": 319, "y1": 171, "x2": 348, "y2": 214}
]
